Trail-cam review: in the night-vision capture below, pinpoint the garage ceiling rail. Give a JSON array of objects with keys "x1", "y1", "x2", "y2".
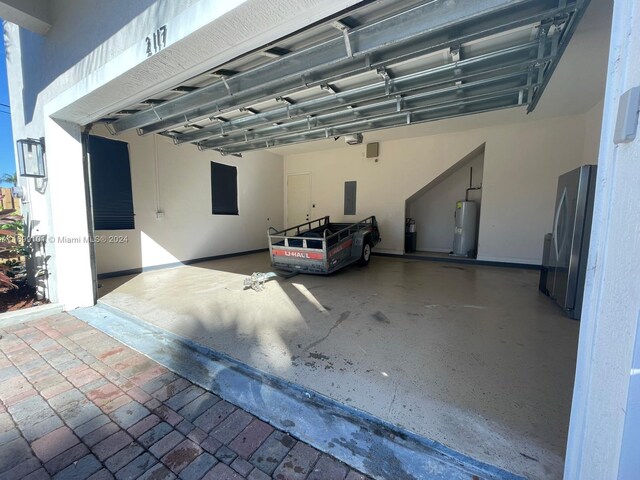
[{"x1": 103, "y1": 0, "x2": 589, "y2": 155}]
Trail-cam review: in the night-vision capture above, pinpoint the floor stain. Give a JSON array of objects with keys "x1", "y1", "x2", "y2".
[
  {"x1": 520, "y1": 452, "x2": 539, "y2": 462},
  {"x1": 309, "y1": 352, "x2": 330, "y2": 361},
  {"x1": 372, "y1": 311, "x2": 390, "y2": 324}
]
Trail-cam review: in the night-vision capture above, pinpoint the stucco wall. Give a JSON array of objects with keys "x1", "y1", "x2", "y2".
[
  {"x1": 91, "y1": 126, "x2": 283, "y2": 275},
  {"x1": 284, "y1": 112, "x2": 594, "y2": 264}
]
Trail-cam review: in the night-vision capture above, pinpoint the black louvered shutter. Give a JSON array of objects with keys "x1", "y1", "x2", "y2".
[
  {"x1": 88, "y1": 135, "x2": 135, "y2": 230},
  {"x1": 211, "y1": 162, "x2": 238, "y2": 215}
]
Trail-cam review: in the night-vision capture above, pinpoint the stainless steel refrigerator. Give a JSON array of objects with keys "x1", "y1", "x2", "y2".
[{"x1": 543, "y1": 165, "x2": 597, "y2": 319}]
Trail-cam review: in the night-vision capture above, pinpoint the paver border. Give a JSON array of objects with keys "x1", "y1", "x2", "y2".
[{"x1": 0, "y1": 303, "x2": 64, "y2": 328}]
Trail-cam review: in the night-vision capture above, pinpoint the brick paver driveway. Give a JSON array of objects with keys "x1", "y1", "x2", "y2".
[{"x1": 0, "y1": 313, "x2": 371, "y2": 480}]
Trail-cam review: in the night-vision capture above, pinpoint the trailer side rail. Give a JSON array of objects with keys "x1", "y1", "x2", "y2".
[
  {"x1": 267, "y1": 235, "x2": 326, "y2": 250},
  {"x1": 268, "y1": 216, "x2": 330, "y2": 237},
  {"x1": 323, "y1": 216, "x2": 377, "y2": 243}
]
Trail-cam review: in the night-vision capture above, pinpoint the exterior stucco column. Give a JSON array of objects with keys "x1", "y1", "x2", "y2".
[{"x1": 42, "y1": 118, "x2": 94, "y2": 309}]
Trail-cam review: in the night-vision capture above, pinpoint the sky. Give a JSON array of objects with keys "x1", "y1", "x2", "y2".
[{"x1": 0, "y1": 26, "x2": 15, "y2": 178}]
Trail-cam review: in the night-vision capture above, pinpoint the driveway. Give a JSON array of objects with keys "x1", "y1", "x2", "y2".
[{"x1": 0, "y1": 313, "x2": 371, "y2": 480}]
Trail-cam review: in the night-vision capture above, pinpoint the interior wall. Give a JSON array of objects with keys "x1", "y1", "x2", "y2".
[
  {"x1": 283, "y1": 112, "x2": 594, "y2": 264},
  {"x1": 583, "y1": 99, "x2": 605, "y2": 164},
  {"x1": 91, "y1": 126, "x2": 284, "y2": 275},
  {"x1": 407, "y1": 151, "x2": 484, "y2": 253}
]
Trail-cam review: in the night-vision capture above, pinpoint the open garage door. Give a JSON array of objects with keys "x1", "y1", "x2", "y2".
[{"x1": 100, "y1": 0, "x2": 590, "y2": 156}]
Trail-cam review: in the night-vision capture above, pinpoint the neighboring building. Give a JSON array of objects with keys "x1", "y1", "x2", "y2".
[{"x1": 1, "y1": 0, "x2": 638, "y2": 478}]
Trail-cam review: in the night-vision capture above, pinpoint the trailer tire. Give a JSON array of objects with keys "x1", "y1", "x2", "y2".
[{"x1": 359, "y1": 240, "x2": 372, "y2": 266}]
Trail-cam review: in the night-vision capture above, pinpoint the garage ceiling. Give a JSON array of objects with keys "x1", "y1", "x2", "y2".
[{"x1": 102, "y1": 0, "x2": 590, "y2": 156}]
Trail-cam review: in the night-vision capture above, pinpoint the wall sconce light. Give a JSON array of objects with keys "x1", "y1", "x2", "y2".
[
  {"x1": 11, "y1": 185, "x2": 26, "y2": 200},
  {"x1": 17, "y1": 138, "x2": 46, "y2": 178}
]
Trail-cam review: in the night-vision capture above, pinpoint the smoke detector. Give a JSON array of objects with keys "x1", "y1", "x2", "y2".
[{"x1": 344, "y1": 133, "x2": 363, "y2": 145}]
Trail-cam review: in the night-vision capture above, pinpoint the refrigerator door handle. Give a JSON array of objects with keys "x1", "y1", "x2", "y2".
[{"x1": 553, "y1": 189, "x2": 567, "y2": 259}]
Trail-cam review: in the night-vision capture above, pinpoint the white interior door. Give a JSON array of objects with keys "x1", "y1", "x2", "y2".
[{"x1": 287, "y1": 173, "x2": 311, "y2": 227}]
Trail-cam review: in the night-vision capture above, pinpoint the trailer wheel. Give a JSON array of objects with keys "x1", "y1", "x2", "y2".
[{"x1": 359, "y1": 240, "x2": 372, "y2": 266}]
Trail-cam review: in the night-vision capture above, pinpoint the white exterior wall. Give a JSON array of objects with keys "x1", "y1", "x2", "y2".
[
  {"x1": 283, "y1": 112, "x2": 593, "y2": 264},
  {"x1": 90, "y1": 126, "x2": 283, "y2": 275},
  {"x1": 0, "y1": 0, "x2": 51, "y2": 34}
]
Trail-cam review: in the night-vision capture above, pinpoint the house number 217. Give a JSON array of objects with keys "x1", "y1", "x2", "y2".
[{"x1": 145, "y1": 25, "x2": 167, "y2": 57}]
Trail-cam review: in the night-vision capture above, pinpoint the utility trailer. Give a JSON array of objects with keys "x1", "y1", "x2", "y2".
[{"x1": 268, "y1": 216, "x2": 381, "y2": 274}]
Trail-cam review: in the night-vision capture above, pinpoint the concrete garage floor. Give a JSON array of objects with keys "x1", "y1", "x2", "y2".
[{"x1": 98, "y1": 253, "x2": 579, "y2": 479}]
